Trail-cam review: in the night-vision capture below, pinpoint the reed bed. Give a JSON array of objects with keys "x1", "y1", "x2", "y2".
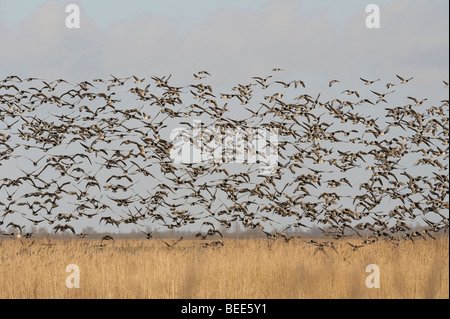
[{"x1": 0, "y1": 237, "x2": 448, "y2": 299}]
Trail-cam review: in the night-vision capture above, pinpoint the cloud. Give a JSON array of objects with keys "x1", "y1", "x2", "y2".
[
  {"x1": 99, "y1": 13, "x2": 181, "y2": 79},
  {"x1": 0, "y1": 0, "x2": 447, "y2": 91},
  {"x1": 0, "y1": 0, "x2": 104, "y2": 80}
]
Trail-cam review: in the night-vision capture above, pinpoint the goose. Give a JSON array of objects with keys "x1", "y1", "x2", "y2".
[
  {"x1": 53, "y1": 224, "x2": 75, "y2": 234},
  {"x1": 198, "y1": 70, "x2": 211, "y2": 76},
  {"x1": 140, "y1": 228, "x2": 158, "y2": 239},
  {"x1": 101, "y1": 235, "x2": 115, "y2": 245},
  {"x1": 407, "y1": 96, "x2": 427, "y2": 106},
  {"x1": 347, "y1": 242, "x2": 364, "y2": 251},
  {"x1": 360, "y1": 77, "x2": 380, "y2": 85},
  {"x1": 132, "y1": 75, "x2": 145, "y2": 83},
  {"x1": 6, "y1": 222, "x2": 23, "y2": 235},
  {"x1": 329, "y1": 79, "x2": 340, "y2": 87},
  {"x1": 159, "y1": 236, "x2": 183, "y2": 248},
  {"x1": 396, "y1": 74, "x2": 413, "y2": 84},
  {"x1": 386, "y1": 82, "x2": 395, "y2": 89}
]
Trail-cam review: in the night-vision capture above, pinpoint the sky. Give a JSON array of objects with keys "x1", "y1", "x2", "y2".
[
  {"x1": 0, "y1": 0, "x2": 448, "y2": 88},
  {"x1": 0, "y1": 0, "x2": 391, "y2": 31},
  {"x1": 0, "y1": 0, "x2": 448, "y2": 235}
]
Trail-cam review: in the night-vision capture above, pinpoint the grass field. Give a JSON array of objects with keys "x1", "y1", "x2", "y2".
[{"x1": 0, "y1": 237, "x2": 448, "y2": 299}]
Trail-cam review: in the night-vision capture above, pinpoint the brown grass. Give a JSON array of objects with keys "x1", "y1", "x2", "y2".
[{"x1": 0, "y1": 237, "x2": 448, "y2": 299}]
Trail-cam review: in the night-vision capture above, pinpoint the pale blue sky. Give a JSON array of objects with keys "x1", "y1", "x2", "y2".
[
  {"x1": 1, "y1": 0, "x2": 393, "y2": 31},
  {"x1": 1, "y1": 0, "x2": 447, "y2": 86}
]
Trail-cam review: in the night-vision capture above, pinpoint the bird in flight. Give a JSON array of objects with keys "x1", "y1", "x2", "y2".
[
  {"x1": 396, "y1": 74, "x2": 413, "y2": 84},
  {"x1": 159, "y1": 236, "x2": 183, "y2": 248},
  {"x1": 360, "y1": 77, "x2": 380, "y2": 85}
]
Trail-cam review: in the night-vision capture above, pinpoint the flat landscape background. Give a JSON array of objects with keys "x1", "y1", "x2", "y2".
[{"x1": 0, "y1": 237, "x2": 448, "y2": 299}]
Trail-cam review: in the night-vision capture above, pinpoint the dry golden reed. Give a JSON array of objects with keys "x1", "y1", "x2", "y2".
[{"x1": 0, "y1": 237, "x2": 448, "y2": 299}]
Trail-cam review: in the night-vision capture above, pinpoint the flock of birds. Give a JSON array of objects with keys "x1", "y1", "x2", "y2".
[{"x1": 0, "y1": 70, "x2": 448, "y2": 253}]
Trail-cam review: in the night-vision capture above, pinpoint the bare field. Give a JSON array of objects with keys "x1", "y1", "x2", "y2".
[{"x1": 0, "y1": 237, "x2": 448, "y2": 299}]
